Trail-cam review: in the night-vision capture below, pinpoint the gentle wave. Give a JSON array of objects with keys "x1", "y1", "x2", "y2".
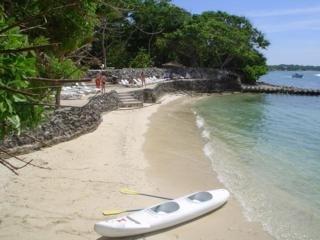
[
  {"x1": 201, "y1": 129, "x2": 210, "y2": 139},
  {"x1": 193, "y1": 93, "x2": 320, "y2": 240},
  {"x1": 196, "y1": 115, "x2": 205, "y2": 129},
  {"x1": 193, "y1": 111, "x2": 254, "y2": 219}
]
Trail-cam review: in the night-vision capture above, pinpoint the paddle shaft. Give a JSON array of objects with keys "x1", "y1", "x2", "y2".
[
  {"x1": 120, "y1": 188, "x2": 173, "y2": 200},
  {"x1": 103, "y1": 208, "x2": 143, "y2": 216},
  {"x1": 125, "y1": 208, "x2": 143, "y2": 213},
  {"x1": 139, "y1": 193, "x2": 172, "y2": 201}
]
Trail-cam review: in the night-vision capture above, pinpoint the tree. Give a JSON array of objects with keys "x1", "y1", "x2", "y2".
[
  {"x1": 0, "y1": 0, "x2": 99, "y2": 137},
  {"x1": 129, "y1": 48, "x2": 153, "y2": 67},
  {"x1": 1, "y1": 0, "x2": 270, "y2": 139},
  {"x1": 161, "y1": 11, "x2": 269, "y2": 82},
  {"x1": 0, "y1": 9, "x2": 46, "y2": 138},
  {"x1": 90, "y1": 5, "x2": 269, "y2": 83},
  {"x1": 90, "y1": 0, "x2": 191, "y2": 68},
  {"x1": 127, "y1": 0, "x2": 191, "y2": 65}
]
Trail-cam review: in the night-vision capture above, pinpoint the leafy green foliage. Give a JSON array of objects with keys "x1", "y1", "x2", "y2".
[
  {"x1": 161, "y1": 11, "x2": 269, "y2": 80},
  {"x1": 269, "y1": 64, "x2": 320, "y2": 71},
  {"x1": 129, "y1": 49, "x2": 152, "y2": 68},
  {"x1": 91, "y1": 2, "x2": 269, "y2": 83},
  {"x1": 0, "y1": 1, "x2": 97, "y2": 138},
  {"x1": 0, "y1": 0, "x2": 270, "y2": 139},
  {"x1": 0, "y1": 11, "x2": 44, "y2": 137},
  {"x1": 39, "y1": 56, "x2": 84, "y2": 79},
  {"x1": 4, "y1": 0, "x2": 99, "y2": 55},
  {"x1": 243, "y1": 65, "x2": 268, "y2": 84},
  {"x1": 91, "y1": 0, "x2": 191, "y2": 67}
]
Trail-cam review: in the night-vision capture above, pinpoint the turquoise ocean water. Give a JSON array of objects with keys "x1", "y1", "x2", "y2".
[{"x1": 193, "y1": 71, "x2": 320, "y2": 240}]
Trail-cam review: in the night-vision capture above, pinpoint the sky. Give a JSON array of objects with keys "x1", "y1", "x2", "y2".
[{"x1": 172, "y1": 0, "x2": 320, "y2": 65}]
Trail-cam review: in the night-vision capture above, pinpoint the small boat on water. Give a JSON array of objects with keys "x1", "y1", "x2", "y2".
[
  {"x1": 292, "y1": 73, "x2": 303, "y2": 78},
  {"x1": 94, "y1": 189, "x2": 230, "y2": 237}
]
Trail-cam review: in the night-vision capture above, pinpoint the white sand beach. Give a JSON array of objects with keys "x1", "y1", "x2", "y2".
[{"x1": 0, "y1": 94, "x2": 273, "y2": 240}]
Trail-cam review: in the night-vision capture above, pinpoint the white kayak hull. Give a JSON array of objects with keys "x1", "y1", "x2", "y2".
[{"x1": 94, "y1": 189, "x2": 230, "y2": 237}]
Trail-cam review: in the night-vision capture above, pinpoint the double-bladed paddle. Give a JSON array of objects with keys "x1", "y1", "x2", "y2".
[
  {"x1": 102, "y1": 188, "x2": 173, "y2": 216},
  {"x1": 120, "y1": 188, "x2": 173, "y2": 201},
  {"x1": 103, "y1": 208, "x2": 143, "y2": 216}
]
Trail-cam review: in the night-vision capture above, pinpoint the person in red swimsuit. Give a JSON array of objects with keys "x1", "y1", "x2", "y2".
[
  {"x1": 95, "y1": 72, "x2": 102, "y2": 92},
  {"x1": 101, "y1": 74, "x2": 107, "y2": 94}
]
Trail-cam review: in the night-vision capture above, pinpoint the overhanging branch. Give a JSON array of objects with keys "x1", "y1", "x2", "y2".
[
  {"x1": 0, "y1": 3, "x2": 78, "y2": 34},
  {"x1": 0, "y1": 43, "x2": 59, "y2": 54},
  {"x1": 0, "y1": 84, "x2": 39, "y2": 96},
  {"x1": 25, "y1": 77, "x2": 92, "y2": 84}
]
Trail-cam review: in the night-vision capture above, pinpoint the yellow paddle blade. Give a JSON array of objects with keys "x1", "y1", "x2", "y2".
[
  {"x1": 102, "y1": 209, "x2": 124, "y2": 216},
  {"x1": 120, "y1": 188, "x2": 139, "y2": 195}
]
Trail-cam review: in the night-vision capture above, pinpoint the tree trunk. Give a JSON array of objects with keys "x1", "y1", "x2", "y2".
[
  {"x1": 101, "y1": 18, "x2": 107, "y2": 68},
  {"x1": 221, "y1": 55, "x2": 233, "y2": 69},
  {"x1": 148, "y1": 35, "x2": 154, "y2": 56},
  {"x1": 55, "y1": 87, "x2": 61, "y2": 108}
]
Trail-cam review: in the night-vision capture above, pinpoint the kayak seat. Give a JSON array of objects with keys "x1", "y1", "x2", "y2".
[
  {"x1": 151, "y1": 202, "x2": 180, "y2": 214},
  {"x1": 188, "y1": 192, "x2": 212, "y2": 202}
]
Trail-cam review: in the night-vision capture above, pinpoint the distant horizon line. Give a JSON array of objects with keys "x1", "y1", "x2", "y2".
[{"x1": 268, "y1": 64, "x2": 320, "y2": 67}]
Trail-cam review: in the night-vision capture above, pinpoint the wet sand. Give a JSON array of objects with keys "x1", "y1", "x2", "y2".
[
  {"x1": 0, "y1": 94, "x2": 273, "y2": 240},
  {"x1": 144, "y1": 97, "x2": 273, "y2": 240}
]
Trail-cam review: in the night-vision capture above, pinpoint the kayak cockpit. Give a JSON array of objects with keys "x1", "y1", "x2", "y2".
[
  {"x1": 150, "y1": 201, "x2": 180, "y2": 214},
  {"x1": 95, "y1": 189, "x2": 230, "y2": 238},
  {"x1": 188, "y1": 191, "x2": 212, "y2": 203}
]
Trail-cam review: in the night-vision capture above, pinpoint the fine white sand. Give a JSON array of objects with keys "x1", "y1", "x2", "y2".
[
  {"x1": 144, "y1": 97, "x2": 273, "y2": 240},
  {"x1": 0, "y1": 94, "x2": 273, "y2": 240}
]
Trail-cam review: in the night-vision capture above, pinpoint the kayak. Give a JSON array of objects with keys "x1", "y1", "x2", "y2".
[{"x1": 94, "y1": 189, "x2": 230, "y2": 237}]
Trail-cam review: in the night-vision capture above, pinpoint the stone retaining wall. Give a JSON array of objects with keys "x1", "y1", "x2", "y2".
[
  {"x1": 2, "y1": 68, "x2": 318, "y2": 156},
  {"x1": 131, "y1": 71, "x2": 241, "y2": 103},
  {"x1": 0, "y1": 69, "x2": 241, "y2": 155},
  {"x1": 87, "y1": 67, "x2": 239, "y2": 82},
  {"x1": 242, "y1": 83, "x2": 320, "y2": 96},
  {"x1": 0, "y1": 92, "x2": 120, "y2": 155}
]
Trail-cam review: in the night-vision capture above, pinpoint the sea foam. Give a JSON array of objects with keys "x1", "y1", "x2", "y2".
[{"x1": 195, "y1": 115, "x2": 205, "y2": 129}]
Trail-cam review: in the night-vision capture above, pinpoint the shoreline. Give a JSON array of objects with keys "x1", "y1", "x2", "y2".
[
  {"x1": 144, "y1": 96, "x2": 273, "y2": 240},
  {"x1": 0, "y1": 93, "x2": 273, "y2": 240}
]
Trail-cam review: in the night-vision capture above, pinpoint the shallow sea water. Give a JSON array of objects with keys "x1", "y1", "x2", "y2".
[{"x1": 193, "y1": 71, "x2": 320, "y2": 240}]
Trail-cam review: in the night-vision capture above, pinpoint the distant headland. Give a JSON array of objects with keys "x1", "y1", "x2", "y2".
[{"x1": 268, "y1": 64, "x2": 320, "y2": 71}]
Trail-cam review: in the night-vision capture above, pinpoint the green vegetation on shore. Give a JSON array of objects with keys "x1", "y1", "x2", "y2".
[
  {"x1": 268, "y1": 64, "x2": 320, "y2": 71},
  {"x1": 0, "y1": 0, "x2": 269, "y2": 137}
]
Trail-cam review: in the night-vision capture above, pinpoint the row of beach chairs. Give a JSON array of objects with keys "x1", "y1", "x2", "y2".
[
  {"x1": 119, "y1": 76, "x2": 167, "y2": 87},
  {"x1": 61, "y1": 83, "x2": 98, "y2": 99}
]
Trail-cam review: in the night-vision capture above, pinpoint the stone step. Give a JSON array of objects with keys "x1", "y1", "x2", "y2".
[
  {"x1": 120, "y1": 98, "x2": 141, "y2": 102},
  {"x1": 119, "y1": 97, "x2": 137, "y2": 100},
  {"x1": 118, "y1": 107, "x2": 143, "y2": 110},
  {"x1": 118, "y1": 93, "x2": 133, "y2": 96},
  {"x1": 120, "y1": 100, "x2": 143, "y2": 104},
  {"x1": 119, "y1": 101, "x2": 143, "y2": 108},
  {"x1": 117, "y1": 91, "x2": 143, "y2": 109}
]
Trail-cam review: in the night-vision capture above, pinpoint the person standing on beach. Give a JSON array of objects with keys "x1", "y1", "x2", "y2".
[
  {"x1": 101, "y1": 73, "x2": 107, "y2": 94},
  {"x1": 95, "y1": 72, "x2": 102, "y2": 92},
  {"x1": 141, "y1": 71, "x2": 146, "y2": 88}
]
